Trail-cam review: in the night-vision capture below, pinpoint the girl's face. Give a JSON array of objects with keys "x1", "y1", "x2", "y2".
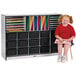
[{"x1": 62, "y1": 17, "x2": 70, "y2": 26}]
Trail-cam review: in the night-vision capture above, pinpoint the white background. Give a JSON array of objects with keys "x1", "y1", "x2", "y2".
[{"x1": 0, "y1": 0, "x2": 76, "y2": 76}]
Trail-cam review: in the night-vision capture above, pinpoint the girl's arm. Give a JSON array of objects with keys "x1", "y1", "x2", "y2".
[
  {"x1": 55, "y1": 35, "x2": 64, "y2": 41},
  {"x1": 66, "y1": 36, "x2": 75, "y2": 41}
]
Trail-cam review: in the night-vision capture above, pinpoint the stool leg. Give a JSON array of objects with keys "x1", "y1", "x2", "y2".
[{"x1": 70, "y1": 47, "x2": 73, "y2": 59}]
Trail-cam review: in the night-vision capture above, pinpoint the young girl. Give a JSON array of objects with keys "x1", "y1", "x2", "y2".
[{"x1": 55, "y1": 15, "x2": 75, "y2": 62}]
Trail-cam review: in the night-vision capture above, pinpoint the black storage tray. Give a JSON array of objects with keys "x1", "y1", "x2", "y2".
[
  {"x1": 51, "y1": 44, "x2": 58, "y2": 53},
  {"x1": 18, "y1": 47, "x2": 28, "y2": 55},
  {"x1": 6, "y1": 40, "x2": 16, "y2": 48},
  {"x1": 18, "y1": 40, "x2": 28, "y2": 47},
  {"x1": 18, "y1": 32, "x2": 28, "y2": 40},
  {"x1": 49, "y1": 15, "x2": 60, "y2": 18},
  {"x1": 6, "y1": 33, "x2": 16, "y2": 40},
  {"x1": 29, "y1": 39, "x2": 39, "y2": 46},
  {"x1": 6, "y1": 48, "x2": 16, "y2": 57},
  {"x1": 40, "y1": 46, "x2": 49, "y2": 54},
  {"x1": 40, "y1": 38, "x2": 49, "y2": 46},
  {"x1": 6, "y1": 16, "x2": 24, "y2": 18},
  {"x1": 40, "y1": 31, "x2": 49, "y2": 38},
  {"x1": 29, "y1": 31, "x2": 39, "y2": 38},
  {"x1": 29, "y1": 47, "x2": 39, "y2": 54}
]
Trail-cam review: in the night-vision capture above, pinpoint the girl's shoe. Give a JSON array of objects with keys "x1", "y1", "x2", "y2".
[
  {"x1": 61, "y1": 55, "x2": 66, "y2": 63},
  {"x1": 57, "y1": 55, "x2": 62, "y2": 62}
]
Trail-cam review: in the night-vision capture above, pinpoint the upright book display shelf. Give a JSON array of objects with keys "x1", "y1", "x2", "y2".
[{"x1": 1, "y1": 14, "x2": 61, "y2": 60}]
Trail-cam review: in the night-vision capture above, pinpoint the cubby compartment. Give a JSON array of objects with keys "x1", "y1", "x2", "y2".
[
  {"x1": 6, "y1": 48, "x2": 17, "y2": 57},
  {"x1": 29, "y1": 39, "x2": 39, "y2": 46},
  {"x1": 18, "y1": 40, "x2": 28, "y2": 47},
  {"x1": 40, "y1": 38, "x2": 49, "y2": 46},
  {"x1": 40, "y1": 46, "x2": 49, "y2": 54},
  {"x1": 49, "y1": 15, "x2": 60, "y2": 28},
  {"x1": 18, "y1": 47, "x2": 28, "y2": 55},
  {"x1": 29, "y1": 31, "x2": 39, "y2": 38},
  {"x1": 51, "y1": 29, "x2": 58, "y2": 53},
  {"x1": 6, "y1": 40, "x2": 16, "y2": 48},
  {"x1": 6, "y1": 33, "x2": 16, "y2": 40},
  {"x1": 40, "y1": 31, "x2": 49, "y2": 38},
  {"x1": 18, "y1": 32, "x2": 28, "y2": 40},
  {"x1": 51, "y1": 44, "x2": 58, "y2": 53},
  {"x1": 29, "y1": 47, "x2": 39, "y2": 54}
]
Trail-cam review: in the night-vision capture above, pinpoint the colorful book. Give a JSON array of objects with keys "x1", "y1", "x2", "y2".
[
  {"x1": 42, "y1": 16, "x2": 45, "y2": 30},
  {"x1": 30, "y1": 16, "x2": 34, "y2": 31},
  {"x1": 34, "y1": 16, "x2": 37, "y2": 30},
  {"x1": 38, "y1": 16, "x2": 41, "y2": 30},
  {"x1": 26, "y1": 16, "x2": 30, "y2": 31},
  {"x1": 45, "y1": 16, "x2": 49, "y2": 30}
]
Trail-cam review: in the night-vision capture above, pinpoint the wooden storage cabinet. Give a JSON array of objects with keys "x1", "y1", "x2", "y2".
[{"x1": 1, "y1": 14, "x2": 61, "y2": 60}]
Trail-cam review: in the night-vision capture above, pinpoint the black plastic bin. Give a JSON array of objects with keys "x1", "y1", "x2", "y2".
[
  {"x1": 40, "y1": 46, "x2": 49, "y2": 54},
  {"x1": 29, "y1": 47, "x2": 39, "y2": 54},
  {"x1": 18, "y1": 32, "x2": 28, "y2": 39},
  {"x1": 29, "y1": 31, "x2": 39, "y2": 38},
  {"x1": 6, "y1": 48, "x2": 16, "y2": 57},
  {"x1": 18, "y1": 47, "x2": 28, "y2": 55},
  {"x1": 40, "y1": 38, "x2": 49, "y2": 46},
  {"x1": 18, "y1": 40, "x2": 28, "y2": 47},
  {"x1": 29, "y1": 39, "x2": 39, "y2": 46},
  {"x1": 6, "y1": 40, "x2": 16, "y2": 48},
  {"x1": 40, "y1": 31, "x2": 49, "y2": 38},
  {"x1": 6, "y1": 33, "x2": 16, "y2": 40}
]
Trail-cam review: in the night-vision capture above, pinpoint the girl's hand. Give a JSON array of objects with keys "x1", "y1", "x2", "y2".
[
  {"x1": 63, "y1": 39, "x2": 71, "y2": 42},
  {"x1": 66, "y1": 36, "x2": 75, "y2": 42},
  {"x1": 55, "y1": 35, "x2": 64, "y2": 41},
  {"x1": 66, "y1": 39, "x2": 71, "y2": 41},
  {"x1": 59, "y1": 38, "x2": 64, "y2": 41}
]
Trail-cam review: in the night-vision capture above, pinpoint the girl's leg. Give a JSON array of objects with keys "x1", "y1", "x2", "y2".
[
  {"x1": 58, "y1": 44, "x2": 63, "y2": 55},
  {"x1": 57, "y1": 44, "x2": 63, "y2": 62},
  {"x1": 64, "y1": 44, "x2": 71, "y2": 61}
]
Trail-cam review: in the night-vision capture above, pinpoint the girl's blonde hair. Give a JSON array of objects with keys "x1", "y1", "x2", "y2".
[{"x1": 58, "y1": 15, "x2": 73, "y2": 24}]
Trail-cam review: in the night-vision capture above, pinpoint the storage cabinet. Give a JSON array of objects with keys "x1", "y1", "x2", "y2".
[{"x1": 1, "y1": 14, "x2": 61, "y2": 60}]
